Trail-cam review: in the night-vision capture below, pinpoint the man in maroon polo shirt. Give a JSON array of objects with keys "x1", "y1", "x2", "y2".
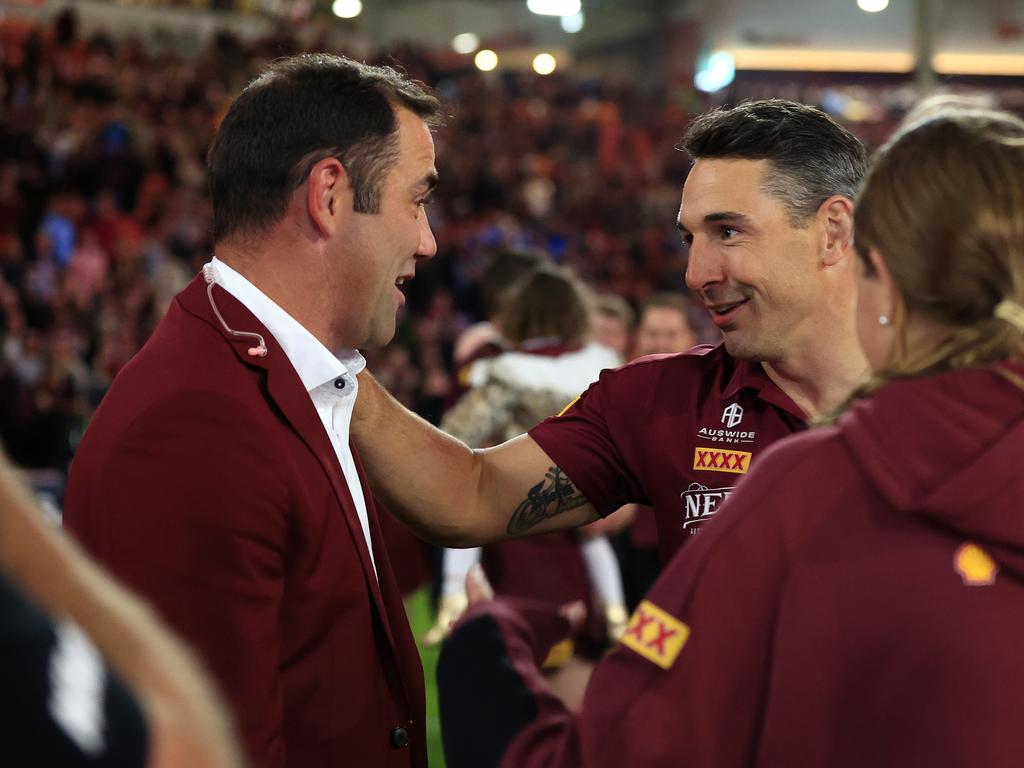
[
  {"x1": 352, "y1": 99, "x2": 868, "y2": 564},
  {"x1": 436, "y1": 104, "x2": 1024, "y2": 768}
]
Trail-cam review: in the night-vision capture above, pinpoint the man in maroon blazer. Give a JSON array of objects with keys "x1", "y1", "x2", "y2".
[{"x1": 64, "y1": 54, "x2": 443, "y2": 768}]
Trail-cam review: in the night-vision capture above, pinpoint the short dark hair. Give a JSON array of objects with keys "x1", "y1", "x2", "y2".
[
  {"x1": 207, "y1": 53, "x2": 443, "y2": 243},
  {"x1": 499, "y1": 266, "x2": 591, "y2": 346},
  {"x1": 680, "y1": 99, "x2": 867, "y2": 226}
]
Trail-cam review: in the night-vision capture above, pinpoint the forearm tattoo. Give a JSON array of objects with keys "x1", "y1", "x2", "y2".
[{"x1": 506, "y1": 467, "x2": 589, "y2": 536}]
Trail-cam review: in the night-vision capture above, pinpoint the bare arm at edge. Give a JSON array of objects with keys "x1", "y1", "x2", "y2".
[
  {"x1": 0, "y1": 454, "x2": 244, "y2": 768},
  {"x1": 354, "y1": 371, "x2": 599, "y2": 547}
]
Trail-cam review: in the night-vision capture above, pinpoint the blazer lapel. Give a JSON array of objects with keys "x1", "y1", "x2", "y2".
[{"x1": 176, "y1": 275, "x2": 400, "y2": 648}]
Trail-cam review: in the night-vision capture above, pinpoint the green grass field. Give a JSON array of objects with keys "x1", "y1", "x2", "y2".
[{"x1": 405, "y1": 587, "x2": 446, "y2": 767}]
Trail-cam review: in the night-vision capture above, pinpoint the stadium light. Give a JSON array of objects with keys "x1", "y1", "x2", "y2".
[
  {"x1": 694, "y1": 50, "x2": 735, "y2": 93},
  {"x1": 560, "y1": 12, "x2": 585, "y2": 33},
  {"x1": 332, "y1": 0, "x2": 362, "y2": 19},
  {"x1": 452, "y1": 33, "x2": 480, "y2": 54},
  {"x1": 475, "y1": 49, "x2": 499, "y2": 72},
  {"x1": 857, "y1": 0, "x2": 889, "y2": 12},
  {"x1": 533, "y1": 53, "x2": 557, "y2": 75},
  {"x1": 527, "y1": 0, "x2": 582, "y2": 17}
]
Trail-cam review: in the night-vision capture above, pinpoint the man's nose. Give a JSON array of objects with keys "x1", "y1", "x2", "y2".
[
  {"x1": 416, "y1": 212, "x2": 437, "y2": 259},
  {"x1": 684, "y1": 239, "x2": 724, "y2": 292}
]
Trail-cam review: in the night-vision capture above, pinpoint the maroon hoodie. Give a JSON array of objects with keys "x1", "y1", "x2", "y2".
[{"x1": 438, "y1": 364, "x2": 1024, "y2": 767}]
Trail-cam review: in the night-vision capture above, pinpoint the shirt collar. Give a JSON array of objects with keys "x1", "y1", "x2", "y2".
[
  {"x1": 208, "y1": 257, "x2": 365, "y2": 392},
  {"x1": 722, "y1": 355, "x2": 807, "y2": 421}
]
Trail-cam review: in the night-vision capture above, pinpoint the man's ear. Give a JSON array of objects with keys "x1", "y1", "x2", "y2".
[
  {"x1": 306, "y1": 157, "x2": 352, "y2": 237},
  {"x1": 819, "y1": 195, "x2": 855, "y2": 267}
]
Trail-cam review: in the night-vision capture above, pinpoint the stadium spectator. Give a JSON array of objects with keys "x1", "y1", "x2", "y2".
[
  {"x1": 589, "y1": 293, "x2": 635, "y2": 360},
  {"x1": 426, "y1": 266, "x2": 624, "y2": 706},
  {"x1": 0, "y1": 14, "x2": 700, "y2": 477},
  {"x1": 605, "y1": 291, "x2": 702, "y2": 608}
]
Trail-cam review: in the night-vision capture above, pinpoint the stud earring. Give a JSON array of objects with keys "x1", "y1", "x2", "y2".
[{"x1": 879, "y1": 315, "x2": 890, "y2": 326}]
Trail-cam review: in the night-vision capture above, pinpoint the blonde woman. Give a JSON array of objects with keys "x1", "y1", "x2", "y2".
[{"x1": 429, "y1": 266, "x2": 626, "y2": 691}]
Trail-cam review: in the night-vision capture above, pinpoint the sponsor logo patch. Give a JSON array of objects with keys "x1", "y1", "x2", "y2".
[
  {"x1": 696, "y1": 426, "x2": 756, "y2": 444},
  {"x1": 722, "y1": 403, "x2": 744, "y2": 429},
  {"x1": 693, "y1": 447, "x2": 751, "y2": 474},
  {"x1": 681, "y1": 482, "x2": 735, "y2": 530},
  {"x1": 620, "y1": 600, "x2": 690, "y2": 669},
  {"x1": 954, "y1": 542, "x2": 998, "y2": 586}
]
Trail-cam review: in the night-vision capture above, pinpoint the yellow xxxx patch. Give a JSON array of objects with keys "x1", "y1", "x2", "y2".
[
  {"x1": 693, "y1": 447, "x2": 751, "y2": 474},
  {"x1": 620, "y1": 600, "x2": 690, "y2": 670}
]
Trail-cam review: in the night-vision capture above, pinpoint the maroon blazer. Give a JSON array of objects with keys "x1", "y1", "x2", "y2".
[{"x1": 64, "y1": 275, "x2": 426, "y2": 768}]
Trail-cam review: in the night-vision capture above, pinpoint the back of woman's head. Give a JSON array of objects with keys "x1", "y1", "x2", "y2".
[
  {"x1": 855, "y1": 107, "x2": 1024, "y2": 378},
  {"x1": 498, "y1": 266, "x2": 591, "y2": 347}
]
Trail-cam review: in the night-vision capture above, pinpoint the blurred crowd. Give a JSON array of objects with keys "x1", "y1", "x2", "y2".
[{"x1": 0, "y1": 7, "x2": 968, "y2": 482}]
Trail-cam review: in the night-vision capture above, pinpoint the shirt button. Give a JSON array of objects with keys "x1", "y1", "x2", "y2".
[
  {"x1": 334, "y1": 378, "x2": 346, "y2": 389},
  {"x1": 390, "y1": 726, "x2": 409, "y2": 749}
]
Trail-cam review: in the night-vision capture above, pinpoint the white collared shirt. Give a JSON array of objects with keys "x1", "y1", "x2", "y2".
[{"x1": 208, "y1": 257, "x2": 377, "y2": 578}]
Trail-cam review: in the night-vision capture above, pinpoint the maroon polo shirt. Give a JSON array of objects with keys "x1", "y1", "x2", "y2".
[{"x1": 529, "y1": 344, "x2": 806, "y2": 562}]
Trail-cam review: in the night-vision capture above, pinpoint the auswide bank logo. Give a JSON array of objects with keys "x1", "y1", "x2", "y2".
[{"x1": 697, "y1": 402, "x2": 755, "y2": 443}]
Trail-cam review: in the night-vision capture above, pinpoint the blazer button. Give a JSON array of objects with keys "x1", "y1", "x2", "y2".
[{"x1": 390, "y1": 726, "x2": 410, "y2": 749}]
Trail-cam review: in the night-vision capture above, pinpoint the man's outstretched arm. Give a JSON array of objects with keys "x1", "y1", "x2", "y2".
[{"x1": 354, "y1": 371, "x2": 600, "y2": 546}]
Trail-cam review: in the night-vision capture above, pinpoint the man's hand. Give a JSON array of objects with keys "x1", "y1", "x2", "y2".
[{"x1": 465, "y1": 564, "x2": 586, "y2": 634}]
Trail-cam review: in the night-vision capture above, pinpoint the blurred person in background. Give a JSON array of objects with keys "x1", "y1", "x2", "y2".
[
  {"x1": 452, "y1": 248, "x2": 549, "y2": 376},
  {"x1": 634, "y1": 291, "x2": 698, "y2": 357},
  {"x1": 378, "y1": 247, "x2": 550, "y2": 602},
  {"x1": 596, "y1": 292, "x2": 702, "y2": 609},
  {"x1": 0, "y1": 448, "x2": 241, "y2": 768},
  {"x1": 436, "y1": 103, "x2": 1024, "y2": 768},
  {"x1": 589, "y1": 293, "x2": 635, "y2": 361},
  {"x1": 352, "y1": 99, "x2": 869, "y2": 575},
  {"x1": 64, "y1": 54, "x2": 444, "y2": 768},
  {"x1": 425, "y1": 265, "x2": 624, "y2": 706}
]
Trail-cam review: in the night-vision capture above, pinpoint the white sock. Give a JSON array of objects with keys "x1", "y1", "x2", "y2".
[
  {"x1": 441, "y1": 546, "x2": 482, "y2": 598},
  {"x1": 580, "y1": 535, "x2": 625, "y2": 606}
]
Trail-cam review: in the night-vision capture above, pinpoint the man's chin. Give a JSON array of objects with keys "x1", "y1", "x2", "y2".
[
  {"x1": 721, "y1": 331, "x2": 763, "y2": 362},
  {"x1": 365, "y1": 321, "x2": 398, "y2": 350}
]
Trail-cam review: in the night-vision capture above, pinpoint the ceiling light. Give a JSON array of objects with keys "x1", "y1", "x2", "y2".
[
  {"x1": 694, "y1": 50, "x2": 735, "y2": 93},
  {"x1": 526, "y1": 0, "x2": 581, "y2": 17},
  {"x1": 857, "y1": 0, "x2": 889, "y2": 12},
  {"x1": 560, "y1": 12, "x2": 585, "y2": 33},
  {"x1": 474, "y1": 49, "x2": 499, "y2": 72},
  {"x1": 452, "y1": 33, "x2": 480, "y2": 54},
  {"x1": 331, "y1": 0, "x2": 362, "y2": 19},
  {"x1": 533, "y1": 53, "x2": 557, "y2": 75}
]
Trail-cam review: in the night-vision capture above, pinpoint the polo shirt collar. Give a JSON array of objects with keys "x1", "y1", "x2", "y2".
[
  {"x1": 722, "y1": 356, "x2": 807, "y2": 421},
  {"x1": 208, "y1": 257, "x2": 366, "y2": 392}
]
